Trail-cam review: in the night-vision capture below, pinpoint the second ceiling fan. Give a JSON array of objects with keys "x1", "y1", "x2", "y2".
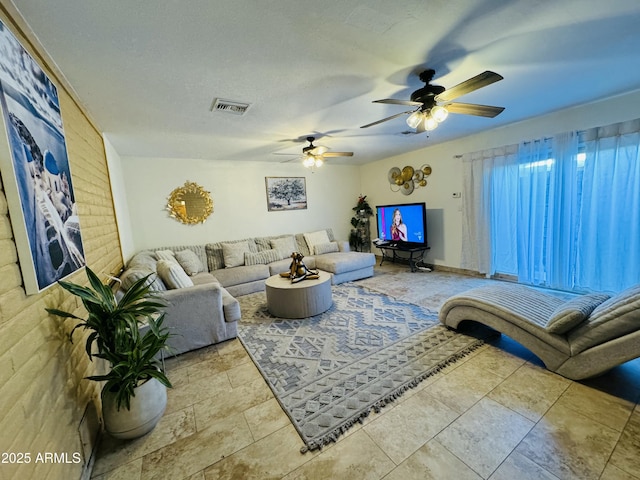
[
  {"x1": 282, "y1": 136, "x2": 353, "y2": 168},
  {"x1": 361, "y1": 69, "x2": 505, "y2": 133}
]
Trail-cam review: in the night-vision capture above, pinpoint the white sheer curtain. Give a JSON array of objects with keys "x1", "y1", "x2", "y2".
[
  {"x1": 516, "y1": 133, "x2": 580, "y2": 289},
  {"x1": 575, "y1": 120, "x2": 640, "y2": 292},
  {"x1": 461, "y1": 118, "x2": 640, "y2": 293},
  {"x1": 460, "y1": 145, "x2": 518, "y2": 275}
]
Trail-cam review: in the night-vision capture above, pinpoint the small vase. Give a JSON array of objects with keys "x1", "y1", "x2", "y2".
[{"x1": 102, "y1": 378, "x2": 167, "y2": 440}]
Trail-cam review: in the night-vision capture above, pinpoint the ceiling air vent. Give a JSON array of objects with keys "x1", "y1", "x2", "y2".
[{"x1": 211, "y1": 98, "x2": 251, "y2": 115}]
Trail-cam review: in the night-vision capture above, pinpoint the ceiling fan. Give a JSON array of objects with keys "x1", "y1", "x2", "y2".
[
  {"x1": 280, "y1": 136, "x2": 353, "y2": 168},
  {"x1": 361, "y1": 69, "x2": 505, "y2": 133}
]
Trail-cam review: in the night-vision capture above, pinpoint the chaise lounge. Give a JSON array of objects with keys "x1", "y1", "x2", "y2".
[{"x1": 439, "y1": 282, "x2": 640, "y2": 380}]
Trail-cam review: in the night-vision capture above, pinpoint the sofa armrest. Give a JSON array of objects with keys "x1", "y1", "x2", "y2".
[
  {"x1": 159, "y1": 281, "x2": 223, "y2": 307},
  {"x1": 220, "y1": 288, "x2": 241, "y2": 323},
  {"x1": 157, "y1": 283, "x2": 239, "y2": 355},
  {"x1": 160, "y1": 282, "x2": 240, "y2": 323}
]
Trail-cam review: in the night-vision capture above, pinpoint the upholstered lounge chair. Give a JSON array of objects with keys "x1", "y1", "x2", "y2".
[{"x1": 439, "y1": 283, "x2": 640, "y2": 380}]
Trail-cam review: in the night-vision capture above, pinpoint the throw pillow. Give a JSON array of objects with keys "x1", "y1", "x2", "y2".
[
  {"x1": 270, "y1": 236, "x2": 298, "y2": 259},
  {"x1": 206, "y1": 239, "x2": 258, "y2": 271},
  {"x1": 120, "y1": 268, "x2": 166, "y2": 292},
  {"x1": 303, "y1": 230, "x2": 330, "y2": 255},
  {"x1": 314, "y1": 241, "x2": 339, "y2": 255},
  {"x1": 222, "y1": 241, "x2": 250, "y2": 268},
  {"x1": 545, "y1": 293, "x2": 611, "y2": 334},
  {"x1": 155, "y1": 249, "x2": 177, "y2": 263},
  {"x1": 244, "y1": 249, "x2": 282, "y2": 266},
  {"x1": 175, "y1": 249, "x2": 204, "y2": 276},
  {"x1": 156, "y1": 259, "x2": 194, "y2": 289},
  {"x1": 127, "y1": 251, "x2": 158, "y2": 272},
  {"x1": 568, "y1": 284, "x2": 640, "y2": 353}
]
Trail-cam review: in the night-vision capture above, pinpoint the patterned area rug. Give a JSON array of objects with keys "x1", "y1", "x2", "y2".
[
  {"x1": 237, "y1": 283, "x2": 488, "y2": 452},
  {"x1": 356, "y1": 269, "x2": 498, "y2": 311}
]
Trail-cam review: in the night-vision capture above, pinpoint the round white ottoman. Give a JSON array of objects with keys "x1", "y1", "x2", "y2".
[{"x1": 265, "y1": 270, "x2": 333, "y2": 318}]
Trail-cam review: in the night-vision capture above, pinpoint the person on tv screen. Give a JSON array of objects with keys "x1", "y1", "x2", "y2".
[{"x1": 390, "y1": 208, "x2": 408, "y2": 241}]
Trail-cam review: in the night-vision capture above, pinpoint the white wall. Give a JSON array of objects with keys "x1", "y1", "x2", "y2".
[
  {"x1": 104, "y1": 135, "x2": 136, "y2": 261},
  {"x1": 359, "y1": 89, "x2": 640, "y2": 269},
  {"x1": 121, "y1": 157, "x2": 362, "y2": 255}
]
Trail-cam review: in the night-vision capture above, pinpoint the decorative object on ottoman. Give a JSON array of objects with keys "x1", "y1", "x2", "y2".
[
  {"x1": 279, "y1": 251, "x2": 320, "y2": 283},
  {"x1": 46, "y1": 267, "x2": 173, "y2": 439}
]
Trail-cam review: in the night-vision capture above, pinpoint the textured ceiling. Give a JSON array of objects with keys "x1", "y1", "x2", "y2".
[{"x1": 8, "y1": 0, "x2": 640, "y2": 165}]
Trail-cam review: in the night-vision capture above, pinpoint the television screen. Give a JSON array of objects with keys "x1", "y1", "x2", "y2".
[{"x1": 375, "y1": 202, "x2": 427, "y2": 247}]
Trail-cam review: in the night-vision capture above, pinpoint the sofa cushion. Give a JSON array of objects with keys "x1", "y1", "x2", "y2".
[
  {"x1": 222, "y1": 241, "x2": 251, "y2": 268},
  {"x1": 206, "y1": 239, "x2": 258, "y2": 271},
  {"x1": 245, "y1": 249, "x2": 282, "y2": 266},
  {"x1": 120, "y1": 268, "x2": 166, "y2": 291},
  {"x1": 304, "y1": 230, "x2": 331, "y2": 255},
  {"x1": 155, "y1": 249, "x2": 178, "y2": 263},
  {"x1": 127, "y1": 251, "x2": 158, "y2": 272},
  {"x1": 545, "y1": 293, "x2": 611, "y2": 334},
  {"x1": 294, "y1": 233, "x2": 311, "y2": 256},
  {"x1": 314, "y1": 251, "x2": 375, "y2": 275},
  {"x1": 253, "y1": 236, "x2": 270, "y2": 251},
  {"x1": 154, "y1": 245, "x2": 208, "y2": 272},
  {"x1": 157, "y1": 260, "x2": 194, "y2": 289},
  {"x1": 255, "y1": 235, "x2": 295, "y2": 253},
  {"x1": 269, "y1": 235, "x2": 297, "y2": 258},
  {"x1": 175, "y1": 249, "x2": 205, "y2": 276},
  {"x1": 314, "y1": 241, "x2": 339, "y2": 255},
  {"x1": 212, "y1": 264, "x2": 270, "y2": 288},
  {"x1": 191, "y1": 272, "x2": 220, "y2": 286},
  {"x1": 568, "y1": 284, "x2": 640, "y2": 354}
]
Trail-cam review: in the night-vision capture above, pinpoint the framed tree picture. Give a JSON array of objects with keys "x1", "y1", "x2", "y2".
[
  {"x1": 0, "y1": 20, "x2": 86, "y2": 294},
  {"x1": 265, "y1": 177, "x2": 307, "y2": 211}
]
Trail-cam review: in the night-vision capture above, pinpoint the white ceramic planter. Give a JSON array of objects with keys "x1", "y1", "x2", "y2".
[{"x1": 102, "y1": 377, "x2": 167, "y2": 440}]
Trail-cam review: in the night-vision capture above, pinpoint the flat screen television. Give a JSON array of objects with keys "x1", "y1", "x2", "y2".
[{"x1": 375, "y1": 202, "x2": 428, "y2": 248}]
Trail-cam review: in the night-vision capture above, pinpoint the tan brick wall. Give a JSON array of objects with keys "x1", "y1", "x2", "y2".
[{"x1": 0, "y1": 7, "x2": 123, "y2": 480}]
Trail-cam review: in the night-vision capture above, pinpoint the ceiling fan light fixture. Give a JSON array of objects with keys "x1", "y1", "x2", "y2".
[
  {"x1": 363, "y1": 69, "x2": 504, "y2": 131},
  {"x1": 303, "y1": 155, "x2": 315, "y2": 168},
  {"x1": 424, "y1": 115, "x2": 438, "y2": 131},
  {"x1": 406, "y1": 110, "x2": 423, "y2": 129},
  {"x1": 314, "y1": 157, "x2": 324, "y2": 168},
  {"x1": 431, "y1": 105, "x2": 448, "y2": 123}
]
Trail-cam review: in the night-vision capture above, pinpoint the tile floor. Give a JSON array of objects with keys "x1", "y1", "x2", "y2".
[{"x1": 91, "y1": 264, "x2": 640, "y2": 480}]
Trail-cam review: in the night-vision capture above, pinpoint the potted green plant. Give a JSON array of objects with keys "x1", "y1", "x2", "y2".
[
  {"x1": 46, "y1": 267, "x2": 173, "y2": 439},
  {"x1": 350, "y1": 195, "x2": 373, "y2": 251}
]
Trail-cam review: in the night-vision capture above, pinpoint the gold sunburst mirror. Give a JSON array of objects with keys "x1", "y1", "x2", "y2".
[{"x1": 166, "y1": 181, "x2": 213, "y2": 224}]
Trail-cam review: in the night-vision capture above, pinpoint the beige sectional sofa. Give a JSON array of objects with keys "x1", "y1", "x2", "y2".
[{"x1": 119, "y1": 229, "x2": 376, "y2": 356}]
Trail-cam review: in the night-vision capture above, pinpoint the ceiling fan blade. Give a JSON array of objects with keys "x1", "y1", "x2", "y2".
[
  {"x1": 323, "y1": 152, "x2": 354, "y2": 157},
  {"x1": 309, "y1": 145, "x2": 328, "y2": 155},
  {"x1": 361, "y1": 110, "x2": 415, "y2": 128},
  {"x1": 279, "y1": 156, "x2": 300, "y2": 163},
  {"x1": 434, "y1": 71, "x2": 503, "y2": 103},
  {"x1": 445, "y1": 102, "x2": 505, "y2": 118},
  {"x1": 373, "y1": 99, "x2": 423, "y2": 106}
]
